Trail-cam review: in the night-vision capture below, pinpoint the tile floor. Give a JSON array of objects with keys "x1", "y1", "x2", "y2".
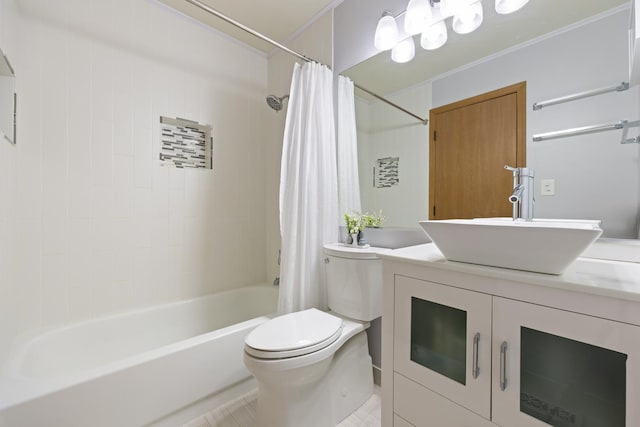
[{"x1": 182, "y1": 385, "x2": 381, "y2": 427}]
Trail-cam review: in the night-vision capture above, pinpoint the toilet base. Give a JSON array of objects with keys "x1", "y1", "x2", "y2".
[
  {"x1": 329, "y1": 331, "x2": 374, "y2": 423},
  {"x1": 251, "y1": 330, "x2": 373, "y2": 427}
]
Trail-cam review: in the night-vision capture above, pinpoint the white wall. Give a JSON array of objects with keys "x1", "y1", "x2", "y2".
[
  {"x1": 356, "y1": 82, "x2": 431, "y2": 226},
  {"x1": 433, "y1": 9, "x2": 639, "y2": 238},
  {"x1": 0, "y1": 0, "x2": 268, "y2": 362},
  {"x1": 355, "y1": 96, "x2": 371, "y2": 211}
]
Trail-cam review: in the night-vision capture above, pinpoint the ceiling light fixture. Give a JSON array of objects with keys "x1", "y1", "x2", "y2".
[
  {"x1": 495, "y1": 0, "x2": 529, "y2": 15},
  {"x1": 420, "y1": 20, "x2": 448, "y2": 50},
  {"x1": 452, "y1": 1, "x2": 483, "y2": 34},
  {"x1": 374, "y1": 11, "x2": 399, "y2": 51},
  {"x1": 374, "y1": 0, "x2": 528, "y2": 63},
  {"x1": 405, "y1": 0, "x2": 432, "y2": 35},
  {"x1": 439, "y1": 0, "x2": 465, "y2": 18},
  {"x1": 391, "y1": 37, "x2": 416, "y2": 63}
]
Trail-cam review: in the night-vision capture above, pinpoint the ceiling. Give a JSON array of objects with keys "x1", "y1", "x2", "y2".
[
  {"x1": 160, "y1": 0, "x2": 631, "y2": 96},
  {"x1": 157, "y1": 0, "x2": 341, "y2": 53}
]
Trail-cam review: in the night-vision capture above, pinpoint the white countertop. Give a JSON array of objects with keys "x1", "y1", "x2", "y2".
[{"x1": 380, "y1": 239, "x2": 640, "y2": 303}]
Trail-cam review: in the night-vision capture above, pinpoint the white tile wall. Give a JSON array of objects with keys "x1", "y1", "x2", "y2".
[{"x1": 0, "y1": 0, "x2": 269, "y2": 363}]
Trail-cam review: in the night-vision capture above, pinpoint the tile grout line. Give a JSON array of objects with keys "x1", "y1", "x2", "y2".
[{"x1": 183, "y1": 385, "x2": 381, "y2": 427}]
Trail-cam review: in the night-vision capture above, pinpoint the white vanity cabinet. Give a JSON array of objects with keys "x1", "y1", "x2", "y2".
[{"x1": 381, "y1": 244, "x2": 640, "y2": 427}]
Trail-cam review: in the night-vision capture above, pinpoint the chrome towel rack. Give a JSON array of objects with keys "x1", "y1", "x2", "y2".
[
  {"x1": 532, "y1": 80, "x2": 639, "y2": 143},
  {"x1": 532, "y1": 82, "x2": 629, "y2": 110},
  {"x1": 533, "y1": 119, "x2": 640, "y2": 144}
]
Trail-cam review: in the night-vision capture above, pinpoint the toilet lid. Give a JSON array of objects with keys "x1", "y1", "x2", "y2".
[{"x1": 245, "y1": 308, "x2": 343, "y2": 359}]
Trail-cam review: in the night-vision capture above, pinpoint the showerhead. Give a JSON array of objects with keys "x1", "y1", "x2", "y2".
[{"x1": 266, "y1": 94, "x2": 289, "y2": 111}]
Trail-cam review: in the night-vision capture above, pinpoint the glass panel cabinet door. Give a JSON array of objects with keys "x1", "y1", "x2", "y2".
[
  {"x1": 394, "y1": 276, "x2": 492, "y2": 419},
  {"x1": 410, "y1": 296, "x2": 468, "y2": 385},
  {"x1": 492, "y1": 297, "x2": 640, "y2": 427}
]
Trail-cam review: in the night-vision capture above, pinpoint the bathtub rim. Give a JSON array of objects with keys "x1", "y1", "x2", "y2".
[
  {"x1": 2, "y1": 283, "x2": 274, "y2": 375},
  {"x1": 0, "y1": 284, "x2": 277, "y2": 411}
]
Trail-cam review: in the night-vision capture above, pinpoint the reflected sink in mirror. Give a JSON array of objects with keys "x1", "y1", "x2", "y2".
[{"x1": 419, "y1": 218, "x2": 603, "y2": 275}]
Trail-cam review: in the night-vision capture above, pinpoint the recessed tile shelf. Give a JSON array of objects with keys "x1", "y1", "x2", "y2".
[
  {"x1": 160, "y1": 116, "x2": 212, "y2": 169},
  {"x1": 375, "y1": 156, "x2": 399, "y2": 188}
]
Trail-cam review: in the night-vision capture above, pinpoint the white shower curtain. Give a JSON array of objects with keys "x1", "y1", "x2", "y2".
[
  {"x1": 278, "y1": 62, "x2": 339, "y2": 314},
  {"x1": 337, "y1": 75, "x2": 362, "y2": 215}
]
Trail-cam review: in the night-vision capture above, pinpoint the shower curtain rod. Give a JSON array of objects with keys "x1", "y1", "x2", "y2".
[
  {"x1": 183, "y1": 0, "x2": 429, "y2": 125},
  {"x1": 352, "y1": 83, "x2": 428, "y2": 124}
]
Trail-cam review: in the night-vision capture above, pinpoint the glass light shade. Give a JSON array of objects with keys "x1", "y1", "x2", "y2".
[
  {"x1": 495, "y1": 0, "x2": 530, "y2": 14},
  {"x1": 391, "y1": 37, "x2": 416, "y2": 63},
  {"x1": 421, "y1": 21, "x2": 448, "y2": 50},
  {"x1": 452, "y1": 1, "x2": 483, "y2": 34},
  {"x1": 374, "y1": 14, "x2": 399, "y2": 51},
  {"x1": 440, "y1": 0, "x2": 467, "y2": 18},
  {"x1": 404, "y1": 0, "x2": 432, "y2": 36}
]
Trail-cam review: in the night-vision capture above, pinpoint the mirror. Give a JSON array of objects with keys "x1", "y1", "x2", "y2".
[
  {"x1": 340, "y1": 1, "x2": 639, "y2": 238},
  {"x1": 0, "y1": 48, "x2": 16, "y2": 145}
]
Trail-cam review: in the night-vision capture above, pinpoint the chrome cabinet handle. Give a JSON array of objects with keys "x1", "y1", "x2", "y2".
[
  {"x1": 472, "y1": 333, "x2": 480, "y2": 379},
  {"x1": 500, "y1": 341, "x2": 508, "y2": 391}
]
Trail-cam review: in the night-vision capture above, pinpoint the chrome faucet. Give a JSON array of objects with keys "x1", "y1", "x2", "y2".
[{"x1": 504, "y1": 165, "x2": 535, "y2": 221}]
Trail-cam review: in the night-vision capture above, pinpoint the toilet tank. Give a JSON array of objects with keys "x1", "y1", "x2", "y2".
[{"x1": 323, "y1": 243, "x2": 390, "y2": 321}]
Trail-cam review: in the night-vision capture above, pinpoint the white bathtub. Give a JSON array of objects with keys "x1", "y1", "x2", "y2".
[{"x1": 0, "y1": 284, "x2": 278, "y2": 427}]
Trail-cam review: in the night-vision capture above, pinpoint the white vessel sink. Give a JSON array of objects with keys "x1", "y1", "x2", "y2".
[{"x1": 418, "y1": 218, "x2": 603, "y2": 274}]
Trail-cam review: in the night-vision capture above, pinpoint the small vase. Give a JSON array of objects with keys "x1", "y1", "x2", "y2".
[
  {"x1": 358, "y1": 230, "x2": 367, "y2": 246},
  {"x1": 350, "y1": 233, "x2": 359, "y2": 246}
]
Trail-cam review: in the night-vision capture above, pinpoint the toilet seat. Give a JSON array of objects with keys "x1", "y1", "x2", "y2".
[{"x1": 245, "y1": 308, "x2": 343, "y2": 359}]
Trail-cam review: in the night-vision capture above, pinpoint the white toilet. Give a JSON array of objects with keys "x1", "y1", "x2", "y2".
[{"x1": 243, "y1": 243, "x2": 387, "y2": 427}]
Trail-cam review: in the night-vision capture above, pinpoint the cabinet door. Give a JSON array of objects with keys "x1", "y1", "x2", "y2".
[
  {"x1": 394, "y1": 373, "x2": 496, "y2": 427},
  {"x1": 394, "y1": 275, "x2": 492, "y2": 419},
  {"x1": 492, "y1": 297, "x2": 640, "y2": 427}
]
